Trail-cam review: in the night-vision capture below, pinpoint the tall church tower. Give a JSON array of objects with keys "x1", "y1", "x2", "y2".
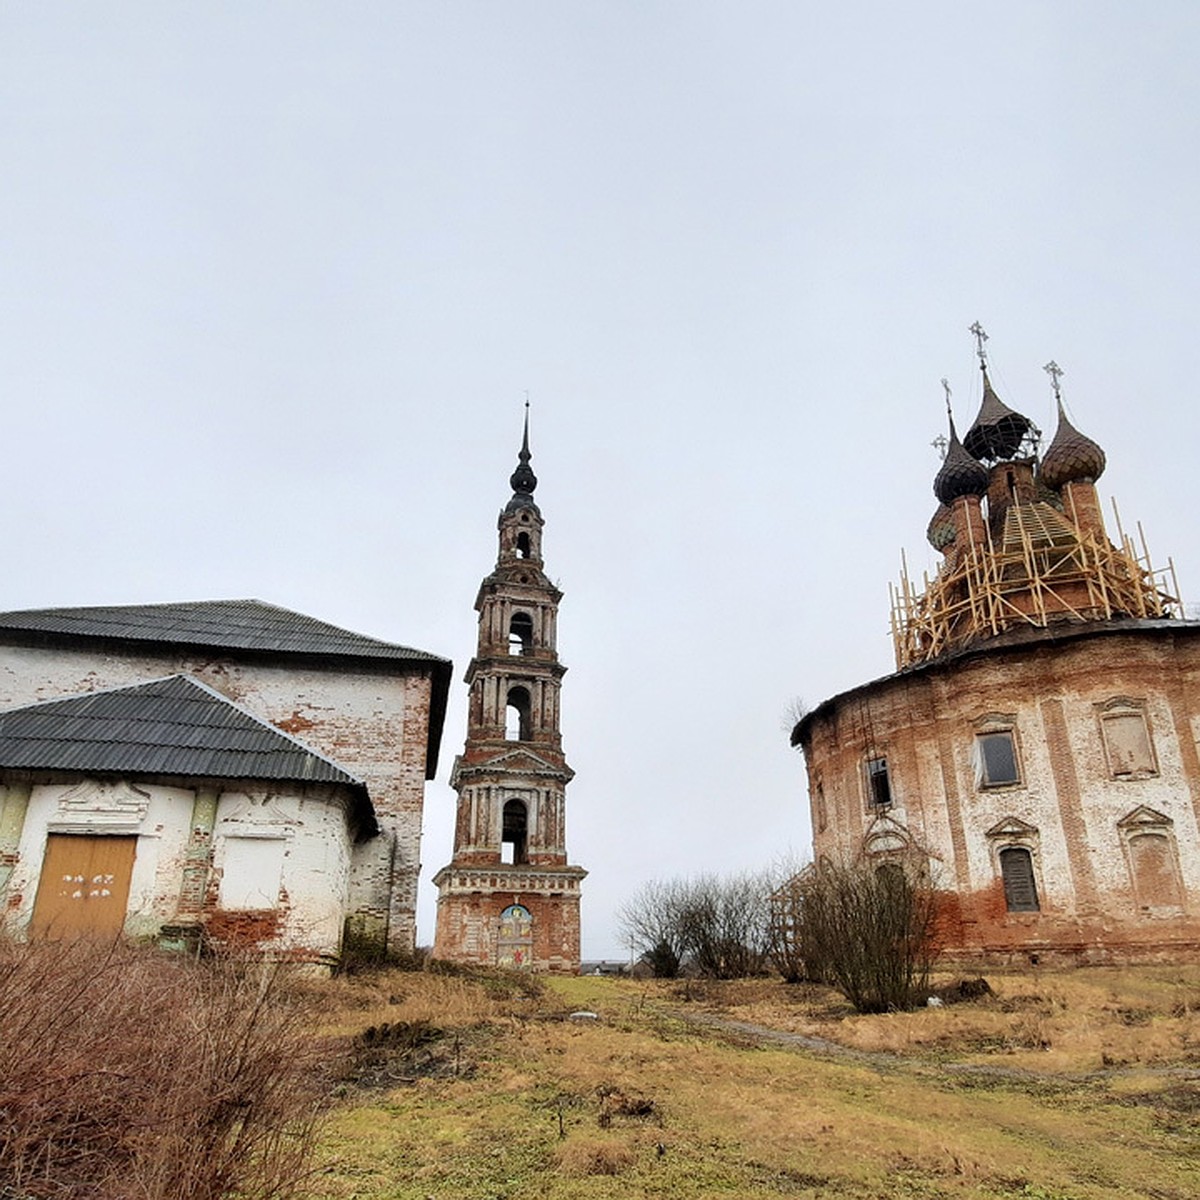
[{"x1": 432, "y1": 412, "x2": 586, "y2": 972}]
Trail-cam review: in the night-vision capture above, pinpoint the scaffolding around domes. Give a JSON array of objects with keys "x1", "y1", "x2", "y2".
[{"x1": 890, "y1": 500, "x2": 1181, "y2": 670}]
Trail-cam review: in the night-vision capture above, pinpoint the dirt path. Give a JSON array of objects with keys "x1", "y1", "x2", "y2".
[{"x1": 667, "y1": 1005, "x2": 1200, "y2": 1086}]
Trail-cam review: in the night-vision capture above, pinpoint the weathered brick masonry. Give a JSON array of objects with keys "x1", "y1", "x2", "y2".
[
  {"x1": 433, "y1": 416, "x2": 586, "y2": 972},
  {"x1": 0, "y1": 602, "x2": 450, "y2": 957},
  {"x1": 793, "y1": 345, "x2": 1200, "y2": 963}
]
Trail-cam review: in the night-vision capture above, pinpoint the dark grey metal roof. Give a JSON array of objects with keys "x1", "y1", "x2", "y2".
[
  {"x1": 0, "y1": 674, "x2": 372, "y2": 817},
  {"x1": 0, "y1": 598, "x2": 446, "y2": 664},
  {"x1": 0, "y1": 599, "x2": 453, "y2": 781}
]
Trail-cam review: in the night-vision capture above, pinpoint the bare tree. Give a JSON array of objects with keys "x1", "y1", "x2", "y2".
[
  {"x1": 620, "y1": 871, "x2": 775, "y2": 979},
  {"x1": 616, "y1": 878, "x2": 690, "y2": 977}
]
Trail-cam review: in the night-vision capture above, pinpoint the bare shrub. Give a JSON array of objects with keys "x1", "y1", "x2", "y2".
[
  {"x1": 0, "y1": 935, "x2": 329, "y2": 1200},
  {"x1": 679, "y1": 871, "x2": 774, "y2": 980},
  {"x1": 774, "y1": 861, "x2": 938, "y2": 1013}
]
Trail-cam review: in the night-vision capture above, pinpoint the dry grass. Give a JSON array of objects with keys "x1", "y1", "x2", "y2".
[
  {"x1": 675, "y1": 965, "x2": 1200, "y2": 1072},
  {"x1": 313, "y1": 964, "x2": 1200, "y2": 1199}
]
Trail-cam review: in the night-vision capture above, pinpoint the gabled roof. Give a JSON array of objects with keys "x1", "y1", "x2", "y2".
[
  {"x1": 0, "y1": 598, "x2": 443, "y2": 662},
  {"x1": 0, "y1": 599, "x2": 452, "y2": 778},
  {"x1": 0, "y1": 675, "x2": 376, "y2": 835}
]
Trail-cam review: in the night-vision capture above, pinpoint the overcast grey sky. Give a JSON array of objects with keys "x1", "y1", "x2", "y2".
[{"x1": 3, "y1": 3, "x2": 1199, "y2": 959}]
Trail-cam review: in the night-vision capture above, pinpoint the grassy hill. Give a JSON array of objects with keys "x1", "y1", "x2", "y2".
[{"x1": 315, "y1": 965, "x2": 1200, "y2": 1199}]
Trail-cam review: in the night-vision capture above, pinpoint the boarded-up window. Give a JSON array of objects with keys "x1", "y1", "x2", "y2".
[
  {"x1": 1103, "y1": 712, "x2": 1156, "y2": 777},
  {"x1": 865, "y1": 758, "x2": 892, "y2": 808},
  {"x1": 1128, "y1": 834, "x2": 1183, "y2": 910},
  {"x1": 218, "y1": 837, "x2": 286, "y2": 910},
  {"x1": 999, "y1": 847, "x2": 1039, "y2": 912},
  {"x1": 978, "y1": 731, "x2": 1020, "y2": 786}
]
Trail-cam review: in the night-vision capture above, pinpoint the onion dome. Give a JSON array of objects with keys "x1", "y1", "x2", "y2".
[
  {"x1": 504, "y1": 407, "x2": 539, "y2": 512},
  {"x1": 963, "y1": 370, "x2": 1033, "y2": 462},
  {"x1": 926, "y1": 502, "x2": 956, "y2": 550},
  {"x1": 1039, "y1": 400, "x2": 1106, "y2": 489},
  {"x1": 934, "y1": 416, "x2": 989, "y2": 504}
]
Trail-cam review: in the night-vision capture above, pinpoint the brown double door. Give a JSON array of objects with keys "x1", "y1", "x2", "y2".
[{"x1": 30, "y1": 834, "x2": 137, "y2": 938}]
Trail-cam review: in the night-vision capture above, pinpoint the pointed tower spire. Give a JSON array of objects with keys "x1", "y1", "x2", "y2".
[{"x1": 508, "y1": 400, "x2": 538, "y2": 501}]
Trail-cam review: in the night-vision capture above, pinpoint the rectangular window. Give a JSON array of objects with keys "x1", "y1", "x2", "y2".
[
  {"x1": 978, "y1": 731, "x2": 1020, "y2": 787},
  {"x1": 865, "y1": 757, "x2": 892, "y2": 808},
  {"x1": 999, "y1": 847, "x2": 1040, "y2": 912},
  {"x1": 1102, "y1": 712, "x2": 1156, "y2": 778}
]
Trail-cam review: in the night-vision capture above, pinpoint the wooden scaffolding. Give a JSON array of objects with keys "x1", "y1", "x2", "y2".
[{"x1": 890, "y1": 502, "x2": 1181, "y2": 670}]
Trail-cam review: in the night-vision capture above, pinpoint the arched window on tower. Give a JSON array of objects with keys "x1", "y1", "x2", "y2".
[
  {"x1": 516, "y1": 531, "x2": 531, "y2": 559},
  {"x1": 505, "y1": 686, "x2": 531, "y2": 741},
  {"x1": 508, "y1": 613, "x2": 533, "y2": 656},
  {"x1": 502, "y1": 799, "x2": 528, "y2": 864}
]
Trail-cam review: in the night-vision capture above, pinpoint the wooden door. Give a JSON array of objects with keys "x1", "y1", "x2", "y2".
[{"x1": 30, "y1": 834, "x2": 138, "y2": 938}]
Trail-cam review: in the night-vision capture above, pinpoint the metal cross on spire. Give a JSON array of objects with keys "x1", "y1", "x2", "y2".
[
  {"x1": 1043, "y1": 360, "x2": 1064, "y2": 402},
  {"x1": 969, "y1": 320, "x2": 989, "y2": 369},
  {"x1": 932, "y1": 377, "x2": 952, "y2": 459}
]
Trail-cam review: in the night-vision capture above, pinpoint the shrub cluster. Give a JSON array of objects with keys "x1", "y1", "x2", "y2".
[
  {"x1": 617, "y1": 871, "x2": 775, "y2": 979},
  {"x1": 622, "y1": 860, "x2": 939, "y2": 1012},
  {"x1": 0, "y1": 936, "x2": 327, "y2": 1200}
]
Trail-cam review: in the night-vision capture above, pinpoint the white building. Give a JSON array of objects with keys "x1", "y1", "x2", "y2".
[{"x1": 0, "y1": 599, "x2": 450, "y2": 964}]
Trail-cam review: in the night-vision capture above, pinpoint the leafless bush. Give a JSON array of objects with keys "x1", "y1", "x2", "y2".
[
  {"x1": 0, "y1": 936, "x2": 329, "y2": 1199},
  {"x1": 619, "y1": 871, "x2": 774, "y2": 979},
  {"x1": 772, "y1": 861, "x2": 938, "y2": 1012}
]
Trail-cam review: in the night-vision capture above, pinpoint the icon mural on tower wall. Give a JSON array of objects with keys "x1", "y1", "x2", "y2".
[{"x1": 497, "y1": 903, "x2": 533, "y2": 968}]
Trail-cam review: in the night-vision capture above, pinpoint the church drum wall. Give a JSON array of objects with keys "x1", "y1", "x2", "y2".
[{"x1": 799, "y1": 625, "x2": 1200, "y2": 961}]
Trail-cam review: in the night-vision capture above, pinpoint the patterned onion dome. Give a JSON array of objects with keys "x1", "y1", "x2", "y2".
[
  {"x1": 1039, "y1": 400, "x2": 1106, "y2": 489},
  {"x1": 963, "y1": 370, "x2": 1033, "y2": 462},
  {"x1": 934, "y1": 417, "x2": 989, "y2": 504},
  {"x1": 926, "y1": 502, "x2": 957, "y2": 550}
]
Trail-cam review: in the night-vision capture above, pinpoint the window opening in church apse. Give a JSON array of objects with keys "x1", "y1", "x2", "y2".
[
  {"x1": 505, "y1": 686, "x2": 531, "y2": 741},
  {"x1": 978, "y1": 731, "x2": 1021, "y2": 787},
  {"x1": 516, "y1": 531, "x2": 531, "y2": 559},
  {"x1": 508, "y1": 613, "x2": 533, "y2": 656},
  {"x1": 501, "y1": 799, "x2": 528, "y2": 865},
  {"x1": 865, "y1": 757, "x2": 892, "y2": 809},
  {"x1": 1000, "y1": 847, "x2": 1039, "y2": 912}
]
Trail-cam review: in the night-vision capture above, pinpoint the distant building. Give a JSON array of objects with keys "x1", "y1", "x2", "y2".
[
  {"x1": 433, "y1": 415, "x2": 586, "y2": 972},
  {"x1": 0, "y1": 600, "x2": 450, "y2": 964},
  {"x1": 792, "y1": 339, "x2": 1200, "y2": 962}
]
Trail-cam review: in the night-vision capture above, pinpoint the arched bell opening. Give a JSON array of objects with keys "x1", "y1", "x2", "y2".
[{"x1": 502, "y1": 799, "x2": 528, "y2": 865}]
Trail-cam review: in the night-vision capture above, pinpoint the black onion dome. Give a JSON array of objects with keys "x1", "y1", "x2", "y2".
[
  {"x1": 934, "y1": 417, "x2": 989, "y2": 504},
  {"x1": 504, "y1": 409, "x2": 539, "y2": 512},
  {"x1": 926, "y1": 502, "x2": 957, "y2": 550},
  {"x1": 1039, "y1": 400, "x2": 1106, "y2": 489},
  {"x1": 963, "y1": 370, "x2": 1033, "y2": 461}
]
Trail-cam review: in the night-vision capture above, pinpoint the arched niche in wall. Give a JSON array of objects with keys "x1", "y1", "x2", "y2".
[{"x1": 1118, "y1": 806, "x2": 1185, "y2": 914}]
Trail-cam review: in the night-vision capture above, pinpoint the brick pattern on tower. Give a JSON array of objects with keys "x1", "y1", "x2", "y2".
[{"x1": 433, "y1": 413, "x2": 586, "y2": 972}]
